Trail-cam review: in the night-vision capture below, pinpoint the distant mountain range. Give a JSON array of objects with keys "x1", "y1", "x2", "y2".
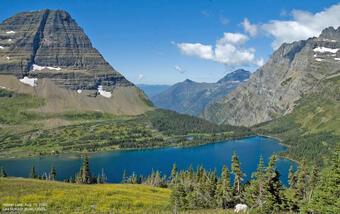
[
  {"x1": 137, "y1": 84, "x2": 171, "y2": 98},
  {"x1": 150, "y1": 69, "x2": 250, "y2": 116}
]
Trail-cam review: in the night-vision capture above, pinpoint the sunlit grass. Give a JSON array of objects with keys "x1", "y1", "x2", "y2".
[{"x1": 0, "y1": 177, "x2": 171, "y2": 213}]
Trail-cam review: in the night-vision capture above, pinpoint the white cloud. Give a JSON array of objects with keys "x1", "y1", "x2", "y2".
[
  {"x1": 241, "y1": 18, "x2": 258, "y2": 37},
  {"x1": 218, "y1": 32, "x2": 249, "y2": 46},
  {"x1": 138, "y1": 74, "x2": 144, "y2": 81},
  {"x1": 262, "y1": 3, "x2": 340, "y2": 49},
  {"x1": 174, "y1": 32, "x2": 257, "y2": 67},
  {"x1": 174, "y1": 65, "x2": 185, "y2": 73},
  {"x1": 176, "y1": 43, "x2": 213, "y2": 60},
  {"x1": 255, "y1": 58, "x2": 264, "y2": 67}
]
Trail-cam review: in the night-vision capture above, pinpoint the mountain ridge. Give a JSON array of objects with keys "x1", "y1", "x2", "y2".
[
  {"x1": 151, "y1": 69, "x2": 250, "y2": 116},
  {"x1": 201, "y1": 26, "x2": 340, "y2": 126}
]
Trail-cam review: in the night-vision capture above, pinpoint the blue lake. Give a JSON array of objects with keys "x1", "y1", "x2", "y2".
[{"x1": 0, "y1": 136, "x2": 297, "y2": 186}]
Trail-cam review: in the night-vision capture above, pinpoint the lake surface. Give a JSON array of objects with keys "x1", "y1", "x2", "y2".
[{"x1": 0, "y1": 136, "x2": 297, "y2": 186}]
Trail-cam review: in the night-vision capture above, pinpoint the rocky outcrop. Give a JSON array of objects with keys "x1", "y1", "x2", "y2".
[
  {"x1": 0, "y1": 9, "x2": 132, "y2": 90},
  {"x1": 151, "y1": 69, "x2": 250, "y2": 116},
  {"x1": 0, "y1": 9, "x2": 152, "y2": 115},
  {"x1": 201, "y1": 26, "x2": 340, "y2": 126}
]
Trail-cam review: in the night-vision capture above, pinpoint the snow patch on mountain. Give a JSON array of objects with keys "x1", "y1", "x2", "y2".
[
  {"x1": 31, "y1": 64, "x2": 61, "y2": 71},
  {"x1": 19, "y1": 77, "x2": 38, "y2": 87},
  {"x1": 98, "y1": 85, "x2": 112, "y2": 98},
  {"x1": 313, "y1": 47, "x2": 339, "y2": 53}
]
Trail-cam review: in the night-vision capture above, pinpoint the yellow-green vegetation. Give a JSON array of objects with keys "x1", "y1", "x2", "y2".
[
  {"x1": 0, "y1": 177, "x2": 171, "y2": 214},
  {"x1": 0, "y1": 88, "x2": 253, "y2": 159},
  {"x1": 254, "y1": 74, "x2": 340, "y2": 166},
  {"x1": 0, "y1": 177, "x2": 240, "y2": 214}
]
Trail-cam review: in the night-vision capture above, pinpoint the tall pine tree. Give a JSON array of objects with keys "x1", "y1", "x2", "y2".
[
  {"x1": 29, "y1": 166, "x2": 36, "y2": 179},
  {"x1": 245, "y1": 156, "x2": 266, "y2": 210},
  {"x1": 231, "y1": 152, "x2": 245, "y2": 200},
  {"x1": 81, "y1": 153, "x2": 91, "y2": 184},
  {"x1": 216, "y1": 165, "x2": 233, "y2": 209},
  {"x1": 50, "y1": 166, "x2": 56, "y2": 181},
  {"x1": 1, "y1": 166, "x2": 7, "y2": 177}
]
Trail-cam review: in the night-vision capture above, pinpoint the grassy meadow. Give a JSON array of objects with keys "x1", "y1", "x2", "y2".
[
  {"x1": 0, "y1": 177, "x2": 240, "y2": 214},
  {"x1": 0, "y1": 177, "x2": 170, "y2": 213}
]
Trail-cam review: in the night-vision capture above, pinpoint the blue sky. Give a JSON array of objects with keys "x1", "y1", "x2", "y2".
[{"x1": 1, "y1": 0, "x2": 339, "y2": 84}]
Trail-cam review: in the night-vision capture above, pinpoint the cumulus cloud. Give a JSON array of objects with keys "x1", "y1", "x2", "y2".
[
  {"x1": 241, "y1": 18, "x2": 258, "y2": 37},
  {"x1": 174, "y1": 65, "x2": 186, "y2": 73},
  {"x1": 262, "y1": 3, "x2": 340, "y2": 49},
  {"x1": 137, "y1": 74, "x2": 144, "y2": 81},
  {"x1": 174, "y1": 32, "x2": 258, "y2": 67},
  {"x1": 176, "y1": 43, "x2": 214, "y2": 60},
  {"x1": 218, "y1": 32, "x2": 249, "y2": 46}
]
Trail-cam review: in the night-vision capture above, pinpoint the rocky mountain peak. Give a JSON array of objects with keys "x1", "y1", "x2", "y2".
[
  {"x1": 184, "y1": 79, "x2": 194, "y2": 83},
  {"x1": 0, "y1": 9, "x2": 152, "y2": 115},
  {"x1": 217, "y1": 69, "x2": 250, "y2": 83},
  {"x1": 0, "y1": 9, "x2": 133, "y2": 91},
  {"x1": 319, "y1": 26, "x2": 340, "y2": 40}
]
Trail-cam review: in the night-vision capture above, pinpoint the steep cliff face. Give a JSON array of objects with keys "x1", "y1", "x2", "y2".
[
  {"x1": 202, "y1": 26, "x2": 340, "y2": 126},
  {"x1": 151, "y1": 69, "x2": 250, "y2": 116},
  {"x1": 0, "y1": 9, "x2": 152, "y2": 115}
]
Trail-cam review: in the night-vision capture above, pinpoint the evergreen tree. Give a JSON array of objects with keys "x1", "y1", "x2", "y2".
[
  {"x1": 307, "y1": 146, "x2": 340, "y2": 213},
  {"x1": 189, "y1": 165, "x2": 194, "y2": 180},
  {"x1": 231, "y1": 152, "x2": 245, "y2": 199},
  {"x1": 263, "y1": 155, "x2": 287, "y2": 213},
  {"x1": 29, "y1": 166, "x2": 36, "y2": 179},
  {"x1": 295, "y1": 159, "x2": 308, "y2": 201},
  {"x1": 81, "y1": 153, "x2": 91, "y2": 184},
  {"x1": 216, "y1": 165, "x2": 233, "y2": 209},
  {"x1": 288, "y1": 165, "x2": 296, "y2": 187},
  {"x1": 122, "y1": 170, "x2": 127, "y2": 184},
  {"x1": 1, "y1": 166, "x2": 7, "y2": 177},
  {"x1": 97, "y1": 174, "x2": 101, "y2": 184},
  {"x1": 308, "y1": 166, "x2": 318, "y2": 202},
  {"x1": 245, "y1": 156, "x2": 266, "y2": 210},
  {"x1": 50, "y1": 166, "x2": 56, "y2": 181},
  {"x1": 139, "y1": 175, "x2": 143, "y2": 184},
  {"x1": 171, "y1": 163, "x2": 178, "y2": 178}
]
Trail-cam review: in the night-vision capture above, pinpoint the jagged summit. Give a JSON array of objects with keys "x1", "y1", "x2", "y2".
[
  {"x1": 217, "y1": 69, "x2": 250, "y2": 83},
  {"x1": 319, "y1": 26, "x2": 340, "y2": 40},
  {"x1": 0, "y1": 9, "x2": 152, "y2": 115}
]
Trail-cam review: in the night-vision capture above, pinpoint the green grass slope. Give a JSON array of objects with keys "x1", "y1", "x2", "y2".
[
  {"x1": 0, "y1": 177, "x2": 170, "y2": 213},
  {"x1": 254, "y1": 74, "x2": 340, "y2": 166},
  {"x1": 0, "y1": 89, "x2": 252, "y2": 159}
]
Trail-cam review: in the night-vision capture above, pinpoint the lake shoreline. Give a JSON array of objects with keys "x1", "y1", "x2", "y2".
[
  {"x1": 257, "y1": 134, "x2": 300, "y2": 164},
  {"x1": 0, "y1": 134, "x2": 255, "y2": 160}
]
